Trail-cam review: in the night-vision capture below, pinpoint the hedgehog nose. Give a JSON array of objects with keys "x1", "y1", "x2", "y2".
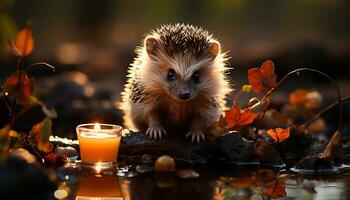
[{"x1": 179, "y1": 92, "x2": 191, "y2": 100}]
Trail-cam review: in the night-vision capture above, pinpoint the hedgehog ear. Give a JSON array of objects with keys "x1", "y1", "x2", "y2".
[
  {"x1": 208, "y1": 41, "x2": 220, "y2": 59},
  {"x1": 145, "y1": 37, "x2": 158, "y2": 58}
]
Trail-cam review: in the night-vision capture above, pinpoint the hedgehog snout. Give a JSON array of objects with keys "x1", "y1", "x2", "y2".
[{"x1": 178, "y1": 86, "x2": 191, "y2": 100}]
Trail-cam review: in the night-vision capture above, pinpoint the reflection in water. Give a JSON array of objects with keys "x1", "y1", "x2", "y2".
[
  {"x1": 61, "y1": 167, "x2": 350, "y2": 200},
  {"x1": 75, "y1": 173, "x2": 123, "y2": 200}
]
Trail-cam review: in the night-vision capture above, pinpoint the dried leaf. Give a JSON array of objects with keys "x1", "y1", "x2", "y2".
[
  {"x1": 4, "y1": 70, "x2": 33, "y2": 104},
  {"x1": 229, "y1": 177, "x2": 256, "y2": 188},
  {"x1": 248, "y1": 60, "x2": 277, "y2": 93},
  {"x1": 44, "y1": 153, "x2": 67, "y2": 167},
  {"x1": 320, "y1": 130, "x2": 342, "y2": 161},
  {"x1": 31, "y1": 118, "x2": 53, "y2": 153},
  {"x1": 223, "y1": 106, "x2": 257, "y2": 130},
  {"x1": 264, "y1": 178, "x2": 286, "y2": 198},
  {"x1": 267, "y1": 128, "x2": 291, "y2": 143},
  {"x1": 15, "y1": 27, "x2": 34, "y2": 57}
]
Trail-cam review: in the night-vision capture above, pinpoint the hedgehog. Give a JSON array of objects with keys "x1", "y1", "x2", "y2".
[{"x1": 119, "y1": 24, "x2": 233, "y2": 142}]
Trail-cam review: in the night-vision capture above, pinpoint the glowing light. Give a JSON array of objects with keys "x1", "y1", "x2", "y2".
[
  {"x1": 94, "y1": 123, "x2": 101, "y2": 131},
  {"x1": 95, "y1": 162, "x2": 103, "y2": 173},
  {"x1": 54, "y1": 189, "x2": 68, "y2": 199},
  {"x1": 65, "y1": 175, "x2": 70, "y2": 180}
]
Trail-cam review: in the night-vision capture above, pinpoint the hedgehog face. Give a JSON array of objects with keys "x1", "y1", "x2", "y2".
[
  {"x1": 141, "y1": 24, "x2": 225, "y2": 102},
  {"x1": 165, "y1": 67, "x2": 200, "y2": 101},
  {"x1": 148, "y1": 50, "x2": 218, "y2": 102}
]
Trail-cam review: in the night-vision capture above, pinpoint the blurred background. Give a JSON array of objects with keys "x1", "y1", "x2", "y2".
[{"x1": 0, "y1": 0, "x2": 349, "y2": 137}]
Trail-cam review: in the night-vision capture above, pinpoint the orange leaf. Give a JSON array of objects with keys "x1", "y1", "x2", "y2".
[
  {"x1": 15, "y1": 27, "x2": 34, "y2": 57},
  {"x1": 248, "y1": 60, "x2": 277, "y2": 93},
  {"x1": 224, "y1": 106, "x2": 257, "y2": 130},
  {"x1": 248, "y1": 68, "x2": 264, "y2": 93},
  {"x1": 238, "y1": 109, "x2": 257, "y2": 126},
  {"x1": 4, "y1": 71, "x2": 33, "y2": 104},
  {"x1": 264, "y1": 178, "x2": 286, "y2": 198},
  {"x1": 267, "y1": 127, "x2": 291, "y2": 142},
  {"x1": 44, "y1": 153, "x2": 67, "y2": 167},
  {"x1": 225, "y1": 106, "x2": 241, "y2": 129},
  {"x1": 229, "y1": 177, "x2": 256, "y2": 188}
]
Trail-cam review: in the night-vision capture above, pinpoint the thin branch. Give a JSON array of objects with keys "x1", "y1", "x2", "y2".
[
  {"x1": 262, "y1": 68, "x2": 343, "y2": 131},
  {"x1": 304, "y1": 96, "x2": 350, "y2": 127},
  {"x1": 26, "y1": 62, "x2": 55, "y2": 75}
]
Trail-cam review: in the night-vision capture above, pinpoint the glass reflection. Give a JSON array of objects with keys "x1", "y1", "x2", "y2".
[{"x1": 75, "y1": 173, "x2": 123, "y2": 200}]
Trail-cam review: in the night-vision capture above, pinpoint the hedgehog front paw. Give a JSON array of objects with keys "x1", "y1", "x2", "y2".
[
  {"x1": 185, "y1": 130, "x2": 205, "y2": 143},
  {"x1": 146, "y1": 125, "x2": 167, "y2": 140}
]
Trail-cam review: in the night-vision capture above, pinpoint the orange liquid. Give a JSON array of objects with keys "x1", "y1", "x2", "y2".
[
  {"x1": 78, "y1": 132, "x2": 121, "y2": 163},
  {"x1": 76, "y1": 174, "x2": 122, "y2": 198}
]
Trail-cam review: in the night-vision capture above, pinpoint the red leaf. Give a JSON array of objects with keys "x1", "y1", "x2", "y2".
[
  {"x1": 248, "y1": 60, "x2": 277, "y2": 93},
  {"x1": 4, "y1": 71, "x2": 33, "y2": 104},
  {"x1": 44, "y1": 153, "x2": 67, "y2": 167},
  {"x1": 15, "y1": 27, "x2": 34, "y2": 57},
  {"x1": 238, "y1": 109, "x2": 257, "y2": 127},
  {"x1": 224, "y1": 106, "x2": 257, "y2": 130},
  {"x1": 225, "y1": 106, "x2": 241, "y2": 129},
  {"x1": 267, "y1": 127, "x2": 291, "y2": 143},
  {"x1": 264, "y1": 178, "x2": 286, "y2": 199}
]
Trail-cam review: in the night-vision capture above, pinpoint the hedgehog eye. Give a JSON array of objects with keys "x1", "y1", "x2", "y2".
[
  {"x1": 192, "y1": 71, "x2": 200, "y2": 83},
  {"x1": 167, "y1": 68, "x2": 176, "y2": 80}
]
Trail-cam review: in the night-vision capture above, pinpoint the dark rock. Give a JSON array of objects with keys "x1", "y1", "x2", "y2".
[
  {"x1": 254, "y1": 139, "x2": 284, "y2": 166},
  {"x1": 119, "y1": 132, "x2": 209, "y2": 164},
  {"x1": 119, "y1": 131, "x2": 258, "y2": 165},
  {"x1": 294, "y1": 155, "x2": 333, "y2": 171},
  {"x1": 215, "y1": 131, "x2": 256, "y2": 164},
  {"x1": 273, "y1": 129, "x2": 313, "y2": 166}
]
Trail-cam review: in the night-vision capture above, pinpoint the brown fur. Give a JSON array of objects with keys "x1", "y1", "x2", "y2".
[{"x1": 119, "y1": 24, "x2": 233, "y2": 142}]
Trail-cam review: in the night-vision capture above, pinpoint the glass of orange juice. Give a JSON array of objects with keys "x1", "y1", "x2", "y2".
[{"x1": 76, "y1": 123, "x2": 122, "y2": 169}]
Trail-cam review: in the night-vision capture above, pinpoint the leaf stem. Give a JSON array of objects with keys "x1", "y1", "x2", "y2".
[
  {"x1": 26, "y1": 62, "x2": 55, "y2": 75},
  {"x1": 262, "y1": 68, "x2": 343, "y2": 131},
  {"x1": 304, "y1": 96, "x2": 350, "y2": 127}
]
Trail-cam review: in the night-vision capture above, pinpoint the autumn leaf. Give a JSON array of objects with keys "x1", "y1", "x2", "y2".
[
  {"x1": 222, "y1": 106, "x2": 257, "y2": 130},
  {"x1": 264, "y1": 178, "x2": 286, "y2": 199},
  {"x1": 15, "y1": 27, "x2": 34, "y2": 57},
  {"x1": 248, "y1": 60, "x2": 277, "y2": 93},
  {"x1": 44, "y1": 153, "x2": 67, "y2": 167},
  {"x1": 31, "y1": 118, "x2": 53, "y2": 153},
  {"x1": 4, "y1": 70, "x2": 33, "y2": 104},
  {"x1": 320, "y1": 130, "x2": 342, "y2": 161},
  {"x1": 267, "y1": 127, "x2": 291, "y2": 142},
  {"x1": 229, "y1": 177, "x2": 256, "y2": 188}
]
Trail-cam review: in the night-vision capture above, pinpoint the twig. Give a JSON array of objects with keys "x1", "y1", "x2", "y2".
[
  {"x1": 261, "y1": 68, "x2": 343, "y2": 131},
  {"x1": 304, "y1": 96, "x2": 350, "y2": 127},
  {"x1": 26, "y1": 62, "x2": 55, "y2": 74}
]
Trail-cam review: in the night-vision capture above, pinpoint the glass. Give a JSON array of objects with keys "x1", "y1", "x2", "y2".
[{"x1": 76, "y1": 123, "x2": 122, "y2": 168}]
